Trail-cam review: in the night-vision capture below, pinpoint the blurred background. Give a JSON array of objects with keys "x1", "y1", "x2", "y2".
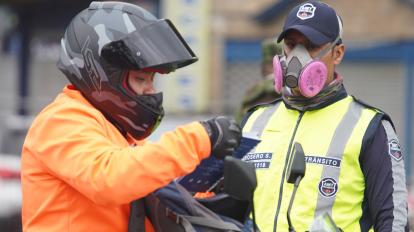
[{"x1": 0, "y1": 0, "x2": 413, "y2": 231}]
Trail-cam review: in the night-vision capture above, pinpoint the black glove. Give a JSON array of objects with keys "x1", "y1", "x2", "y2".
[{"x1": 200, "y1": 116, "x2": 242, "y2": 159}]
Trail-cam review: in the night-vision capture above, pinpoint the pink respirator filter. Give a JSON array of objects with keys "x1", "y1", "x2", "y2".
[
  {"x1": 298, "y1": 61, "x2": 327, "y2": 98},
  {"x1": 273, "y1": 56, "x2": 283, "y2": 94}
]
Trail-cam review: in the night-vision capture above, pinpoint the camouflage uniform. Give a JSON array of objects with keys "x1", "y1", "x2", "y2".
[{"x1": 235, "y1": 39, "x2": 283, "y2": 123}]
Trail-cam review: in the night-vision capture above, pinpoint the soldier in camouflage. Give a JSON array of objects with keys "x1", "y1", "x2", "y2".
[{"x1": 235, "y1": 38, "x2": 283, "y2": 123}]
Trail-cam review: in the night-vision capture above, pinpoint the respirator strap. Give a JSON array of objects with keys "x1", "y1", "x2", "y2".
[
  {"x1": 315, "y1": 15, "x2": 343, "y2": 60},
  {"x1": 314, "y1": 35, "x2": 341, "y2": 60}
]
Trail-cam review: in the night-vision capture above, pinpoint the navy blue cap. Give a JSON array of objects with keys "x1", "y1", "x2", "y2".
[{"x1": 277, "y1": 1, "x2": 342, "y2": 46}]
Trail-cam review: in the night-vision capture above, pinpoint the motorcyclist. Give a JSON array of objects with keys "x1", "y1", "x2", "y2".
[{"x1": 21, "y1": 2, "x2": 241, "y2": 231}]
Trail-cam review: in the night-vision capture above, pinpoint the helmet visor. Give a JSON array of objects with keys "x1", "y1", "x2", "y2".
[{"x1": 102, "y1": 19, "x2": 198, "y2": 73}]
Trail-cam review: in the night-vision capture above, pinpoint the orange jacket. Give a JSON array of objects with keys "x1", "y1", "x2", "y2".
[{"x1": 21, "y1": 85, "x2": 211, "y2": 232}]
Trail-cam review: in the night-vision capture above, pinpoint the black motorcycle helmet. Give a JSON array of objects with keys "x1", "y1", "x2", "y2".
[{"x1": 57, "y1": 1, "x2": 198, "y2": 139}]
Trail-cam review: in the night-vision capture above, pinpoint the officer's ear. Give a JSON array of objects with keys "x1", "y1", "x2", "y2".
[{"x1": 333, "y1": 44, "x2": 345, "y2": 65}]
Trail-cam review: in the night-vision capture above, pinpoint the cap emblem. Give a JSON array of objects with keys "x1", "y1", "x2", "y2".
[{"x1": 297, "y1": 3, "x2": 316, "y2": 20}]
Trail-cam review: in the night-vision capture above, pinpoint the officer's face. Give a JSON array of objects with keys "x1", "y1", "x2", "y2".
[
  {"x1": 127, "y1": 70, "x2": 156, "y2": 95},
  {"x1": 283, "y1": 30, "x2": 345, "y2": 94}
]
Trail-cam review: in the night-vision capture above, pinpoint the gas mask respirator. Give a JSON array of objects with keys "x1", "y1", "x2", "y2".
[{"x1": 273, "y1": 42, "x2": 339, "y2": 98}]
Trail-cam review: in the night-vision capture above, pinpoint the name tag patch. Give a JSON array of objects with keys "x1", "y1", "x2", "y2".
[
  {"x1": 305, "y1": 156, "x2": 341, "y2": 168},
  {"x1": 242, "y1": 152, "x2": 273, "y2": 169}
]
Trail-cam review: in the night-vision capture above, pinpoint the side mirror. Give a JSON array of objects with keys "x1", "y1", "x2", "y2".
[
  {"x1": 287, "y1": 142, "x2": 306, "y2": 184},
  {"x1": 223, "y1": 156, "x2": 257, "y2": 201}
]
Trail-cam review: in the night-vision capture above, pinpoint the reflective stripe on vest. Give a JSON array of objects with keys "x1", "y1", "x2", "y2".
[
  {"x1": 242, "y1": 96, "x2": 378, "y2": 232},
  {"x1": 313, "y1": 101, "x2": 363, "y2": 221},
  {"x1": 382, "y1": 120, "x2": 408, "y2": 230}
]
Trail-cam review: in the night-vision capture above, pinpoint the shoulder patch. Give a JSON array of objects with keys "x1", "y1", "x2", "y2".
[
  {"x1": 382, "y1": 120, "x2": 403, "y2": 162},
  {"x1": 388, "y1": 138, "x2": 403, "y2": 161}
]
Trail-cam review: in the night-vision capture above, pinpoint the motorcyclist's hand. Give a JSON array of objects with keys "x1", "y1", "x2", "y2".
[{"x1": 200, "y1": 116, "x2": 241, "y2": 159}]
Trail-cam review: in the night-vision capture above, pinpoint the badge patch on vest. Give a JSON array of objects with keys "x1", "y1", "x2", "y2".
[
  {"x1": 242, "y1": 152, "x2": 273, "y2": 169},
  {"x1": 388, "y1": 139, "x2": 403, "y2": 161},
  {"x1": 318, "y1": 177, "x2": 338, "y2": 197}
]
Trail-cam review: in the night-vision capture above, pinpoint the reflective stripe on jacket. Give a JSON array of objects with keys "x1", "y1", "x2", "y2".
[
  {"x1": 21, "y1": 85, "x2": 211, "y2": 232},
  {"x1": 242, "y1": 96, "x2": 380, "y2": 231}
]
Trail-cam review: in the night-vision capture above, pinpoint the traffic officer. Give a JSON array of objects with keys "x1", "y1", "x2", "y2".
[{"x1": 241, "y1": 1, "x2": 408, "y2": 231}]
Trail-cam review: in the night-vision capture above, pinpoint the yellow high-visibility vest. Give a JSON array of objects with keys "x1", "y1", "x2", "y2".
[{"x1": 242, "y1": 96, "x2": 379, "y2": 232}]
